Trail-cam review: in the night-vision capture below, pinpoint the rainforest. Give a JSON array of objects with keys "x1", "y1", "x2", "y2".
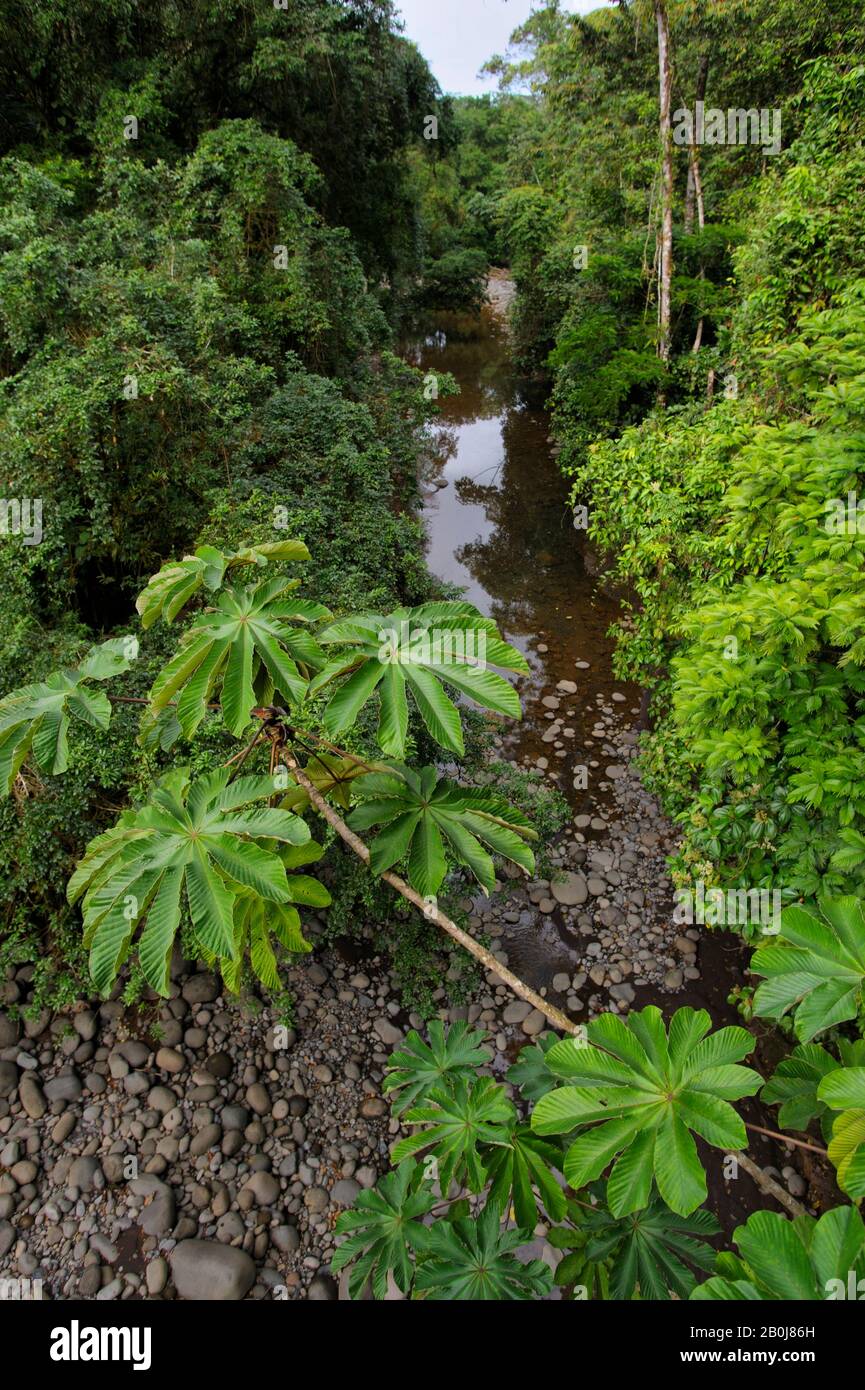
[{"x1": 0, "y1": 0, "x2": 864, "y2": 1339}]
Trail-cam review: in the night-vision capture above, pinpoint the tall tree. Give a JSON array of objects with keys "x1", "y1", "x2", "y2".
[{"x1": 654, "y1": 0, "x2": 674, "y2": 362}]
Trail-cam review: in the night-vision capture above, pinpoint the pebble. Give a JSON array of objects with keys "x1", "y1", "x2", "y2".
[
  {"x1": 303, "y1": 1187, "x2": 329, "y2": 1214},
  {"x1": 550, "y1": 872, "x2": 588, "y2": 906},
  {"x1": 373, "y1": 1019, "x2": 402, "y2": 1047},
  {"x1": 19, "y1": 1075, "x2": 47, "y2": 1119},
  {"x1": 170, "y1": 1240, "x2": 255, "y2": 1301}
]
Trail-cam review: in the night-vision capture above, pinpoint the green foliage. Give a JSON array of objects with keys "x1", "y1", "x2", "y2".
[
  {"x1": 334, "y1": 1020, "x2": 760, "y2": 1301},
  {"x1": 750, "y1": 898, "x2": 865, "y2": 1042},
  {"x1": 382, "y1": 1020, "x2": 492, "y2": 1116},
  {"x1": 532, "y1": 1007, "x2": 761, "y2": 1216},
  {"x1": 69, "y1": 766, "x2": 311, "y2": 996},
  {"x1": 201, "y1": 837, "x2": 328, "y2": 995},
  {"x1": 485, "y1": 1125, "x2": 567, "y2": 1228},
  {"x1": 818, "y1": 1066, "x2": 865, "y2": 1200},
  {"x1": 413, "y1": 1202, "x2": 552, "y2": 1301},
  {"x1": 505, "y1": 1031, "x2": 559, "y2": 1101},
  {"x1": 761, "y1": 1043, "x2": 846, "y2": 1138},
  {"x1": 311, "y1": 601, "x2": 529, "y2": 758},
  {"x1": 0, "y1": 637, "x2": 136, "y2": 794},
  {"x1": 331, "y1": 1159, "x2": 438, "y2": 1300},
  {"x1": 390, "y1": 1076, "x2": 515, "y2": 1196},
  {"x1": 348, "y1": 762, "x2": 536, "y2": 898},
  {"x1": 564, "y1": 1186, "x2": 721, "y2": 1301},
  {"x1": 476, "y1": 7, "x2": 865, "y2": 922},
  {"x1": 692, "y1": 1206, "x2": 865, "y2": 1301},
  {"x1": 418, "y1": 249, "x2": 488, "y2": 313},
  {"x1": 145, "y1": 568, "x2": 328, "y2": 741},
  {"x1": 135, "y1": 541, "x2": 312, "y2": 629}
]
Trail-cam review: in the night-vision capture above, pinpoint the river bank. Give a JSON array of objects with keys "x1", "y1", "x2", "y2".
[{"x1": 0, "y1": 280, "x2": 827, "y2": 1303}]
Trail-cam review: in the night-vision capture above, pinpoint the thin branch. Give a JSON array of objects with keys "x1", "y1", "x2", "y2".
[
  {"x1": 279, "y1": 746, "x2": 579, "y2": 1037},
  {"x1": 735, "y1": 1151, "x2": 806, "y2": 1220},
  {"x1": 222, "y1": 730, "x2": 265, "y2": 784},
  {"x1": 744, "y1": 1121, "x2": 827, "y2": 1157}
]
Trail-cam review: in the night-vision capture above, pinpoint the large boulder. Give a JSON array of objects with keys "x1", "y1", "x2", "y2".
[{"x1": 170, "y1": 1240, "x2": 255, "y2": 1301}]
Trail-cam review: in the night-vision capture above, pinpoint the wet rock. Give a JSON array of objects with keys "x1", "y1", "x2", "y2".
[
  {"x1": 0, "y1": 1013, "x2": 20, "y2": 1048},
  {"x1": 170, "y1": 1240, "x2": 255, "y2": 1301},
  {"x1": 136, "y1": 1179, "x2": 176, "y2": 1236},
  {"x1": 551, "y1": 872, "x2": 588, "y2": 907},
  {"x1": 68, "y1": 1156, "x2": 101, "y2": 1192},
  {"x1": 373, "y1": 1018, "x2": 402, "y2": 1047},
  {"x1": 155, "y1": 1047, "x2": 184, "y2": 1074},
  {"x1": 146, "y1": 1256, "x2": 169, "y2": 1296},
  {"x1": 18, "y1": 1075, "x2": 46, "y2": 1119},
  {"x1": 303, "y1": 1187, "x2": 329, "y2": 1214},
  {"x1": 245, "y1": 1083, "x2": 271, "y2": 1116},
  {"x1": 181, "y1": 974, "x2": 220, "y2": 1005},
  {"x1": 307, "y1": 1274, "x2": 338, "y2": 1301},
  {"x1": 241, "y1": 1171, "x2": 280, "y2": 1207},
  {"x1": 331, "y1": 1178, "x2": 361, "y2": 1207},
  {"x1": 44, "y1": 1072, "x2": 82, "y2": 1104}
]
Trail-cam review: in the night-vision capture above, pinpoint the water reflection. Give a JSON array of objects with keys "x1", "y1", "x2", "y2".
[{"x1": 403, "y1": 296, "x2": 637, "y2": 783}]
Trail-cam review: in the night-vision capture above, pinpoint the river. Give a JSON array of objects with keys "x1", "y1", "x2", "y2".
[{"x1": 402, "y1": 274, "x2": 642, "y2": 792}]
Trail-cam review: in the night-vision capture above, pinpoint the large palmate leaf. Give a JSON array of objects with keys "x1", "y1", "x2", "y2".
[
  {"x1": 0, "y1": 637, "x2": 137, "y2": 795},
  {"x1": 692, "y1": 1206, "x2": 865, "y2": 1301},
  {"x1": 347, "y1": 763, "x2": 536, "y2": 897},
  {"x1": 413, "y1": 1201, "x2": 553, "y2": 1301},
  {"x1": 382, "y1": 1020, "x2": 492, "y2": 1117},
  {"x1": 531, "y1": 1006, "x2": 762, "y2": 1217},
  {"x1": 332, "y1": 1160, "x2": 438, "y2": 1300},
  {"x1": 310, "y1": 601, "x2": 529, "y2": 758},
  {"x1": 750, "y1": 897, "x2": 865, "y2": 1042},
  {"x1": 818, "y1": 1065, "x2": 865, "y2": 1200},
  {"x1": 485, "y1": 1124, "x2": 568, "y2": 1227},
  {"x1": 390, "y1": 1076, "x2": 515, "y2": 1196},
  {"x1": 200, "y1": 839, "x2": 331, "y2": 993},
  {"x1": 506, "y1": 1034, "x2": 561, "y2": 1102},
  {"x1": 136, "y1": 540, "x2": 311, "y2": 629},
  {"x1": 145, "y1": 574, "x2": 331, "y2": 739},
  {"x1": 571, "y1": 1184, "x2": 720, "y2": 1300},
  {"x1": 69, "y1": 767, "x2": 311, "y2": 996},
  {"x1": 761, "y1": 1042, "x2": 842, "y2": 1139}
]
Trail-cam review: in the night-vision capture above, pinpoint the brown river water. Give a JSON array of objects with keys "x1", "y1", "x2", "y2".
[{"x1": 402, "y1": 278, "x2": 641, "y2": 790}]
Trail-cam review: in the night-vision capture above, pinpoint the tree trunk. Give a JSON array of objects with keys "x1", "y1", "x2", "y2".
[
  {"x1": 684, "y1": 160, "x2": 696, "y2": 234},
  {"x1": 655, "y1": 0, "x2": 674, "y2": 362},
  {"x1": 689, "y1": 54, "x2": 709, "y2": 352},
  {"x1": 280, "y1": 747, "x2": 580, "y2": 1037}
]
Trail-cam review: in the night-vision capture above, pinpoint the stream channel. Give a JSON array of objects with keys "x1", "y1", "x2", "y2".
[{"x1": 400, "y1": 275, "x2": 829, "y2": 1231}]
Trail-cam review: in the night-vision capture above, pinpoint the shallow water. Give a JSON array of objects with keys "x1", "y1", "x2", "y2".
[{"x1": 402, "y1": 288, "x2": 640, "y2": 799}]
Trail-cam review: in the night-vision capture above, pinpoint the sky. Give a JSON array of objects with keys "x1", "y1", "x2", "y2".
[{"x1": 395, "y1": 0, "x2": 602, "y2": 96}]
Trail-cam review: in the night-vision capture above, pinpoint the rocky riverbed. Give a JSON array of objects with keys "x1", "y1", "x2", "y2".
[
  {"x1": 0, "y1": 673, "x2": 815, "y2": 1300},
  {"x1": 0, "y1": 281, "x2": 807, "y2": 1301},
  {"x1": 0, "y1": 684, "x2": 696, "y2": 1306}
]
